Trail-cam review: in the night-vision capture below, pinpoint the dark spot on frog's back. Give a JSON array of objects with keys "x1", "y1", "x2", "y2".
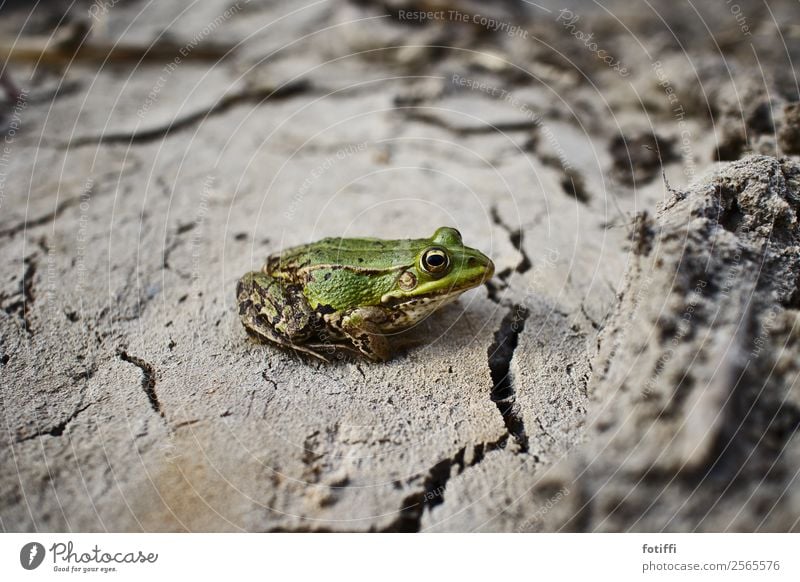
[{"x1": 324, "y1": 272, "x2": 332, "y2": 281}]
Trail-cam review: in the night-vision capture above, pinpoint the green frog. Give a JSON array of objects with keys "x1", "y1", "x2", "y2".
[{"x1": 236, "y1": 227, "x2": 494, "y2": 361}]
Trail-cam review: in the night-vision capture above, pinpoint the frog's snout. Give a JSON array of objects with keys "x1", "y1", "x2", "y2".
[
  {"x1": 483, "y1": 258, "x2": 495, "y2": 281},
  {"x1": 466, "y1": 254, "x2": 495, "y2": 281}
]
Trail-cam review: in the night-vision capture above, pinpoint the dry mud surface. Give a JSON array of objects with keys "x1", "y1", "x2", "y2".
[{"x1": 1, "y1": 0, "x2": 799, "y2": 532}]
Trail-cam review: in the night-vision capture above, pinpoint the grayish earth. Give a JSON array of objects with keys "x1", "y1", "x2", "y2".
[{"x1": 1, "y1": 0, "x2": 799, "y2": 531}]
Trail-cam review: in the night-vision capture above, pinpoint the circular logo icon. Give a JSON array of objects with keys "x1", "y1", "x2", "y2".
[{"x1": 19, "y1": 542, "x2": 45, "y2": 570}]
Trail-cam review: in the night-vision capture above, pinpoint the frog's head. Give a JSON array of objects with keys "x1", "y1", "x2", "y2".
[{"x1": 381, "y1": 227, "x2": 494, "y2": 305}]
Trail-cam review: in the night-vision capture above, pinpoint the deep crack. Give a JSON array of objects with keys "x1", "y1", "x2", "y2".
[
  {"x1": 118, "y1": 350, "x2": 163, "y2": 418},
  {"x1": 381, "y1": 436, "x2": 509, "y2": 532},
  {"x1": 488, "y1": 305, "x2": 530, "y2": 451},
  {"x1": 484, "y1": 206, "x2": 533, "y2": 449}
]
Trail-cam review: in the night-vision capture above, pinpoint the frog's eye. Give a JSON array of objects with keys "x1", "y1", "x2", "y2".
[{"x1": 420, "y1": 248, "x2": 450, "y2": 275}]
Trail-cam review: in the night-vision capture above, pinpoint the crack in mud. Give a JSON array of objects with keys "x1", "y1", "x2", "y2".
[
  {"x1": 65, "y1": 80, "x2": 312, "y2": 147},
  {"x1": 1, "y1": 254, "x2": 37, "y2": 334},
  {"x1": 483, "y1": 206, "x2": 532, "y2": 449},
  {"x1": 402, "y1": 109, "x2": 541, "y2": 136},
  {"x1": 15, "y1": 403, "x2": 92, "y2": 442},
  {"x1": 117, "y1": 350, "x2": 163, "y2": 418},
  {"x1": 381, "y1": 435, "x2": 509, "y2": 532},
  {"x1": 490, "y1": 206, "x2": 532, "y2": 279},
  {"x1": 487, "y1": 305, "x2": 530, "y2": 451},
  {"x1": 0, "y1": 197, "x2": 83, "y2": 239}
]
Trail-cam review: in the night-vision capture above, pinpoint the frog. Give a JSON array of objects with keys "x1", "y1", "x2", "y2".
[{"x1": 236, "y1": 226, "x2": 494, "y2": 361}]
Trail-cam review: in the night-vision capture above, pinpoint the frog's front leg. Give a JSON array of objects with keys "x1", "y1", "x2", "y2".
[
  {"x1": 237, "y1": 271, "x2": 330, "y2": 361},
  {"x1": 336, "y1": 307, "x2": 391, "y2": 362}
]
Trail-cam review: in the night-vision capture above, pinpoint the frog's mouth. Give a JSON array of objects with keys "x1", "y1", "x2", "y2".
[{"x1": 477, "y1": 257, "x2": 495, "y2": 282}]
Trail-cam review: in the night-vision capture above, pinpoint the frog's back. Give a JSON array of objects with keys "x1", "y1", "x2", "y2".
[{"x1": 273, "y1": 236, "x2": 426, "y2": 272}]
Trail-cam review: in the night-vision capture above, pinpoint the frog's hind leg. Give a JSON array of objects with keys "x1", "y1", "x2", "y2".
[
  {"x1": 243, "y1": 322, "x2": 332, "y2": 362},
  {"x1": 237, "y1": 271, "x2": 330, "y2": 361},
  {"x1": 282, "y1": 341, "x2": 335, "y2": 362}
]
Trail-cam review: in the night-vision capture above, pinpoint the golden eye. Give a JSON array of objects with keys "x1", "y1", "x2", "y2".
[{"x1": 420, "y1": 248, "x2": 450, "y2": 275}]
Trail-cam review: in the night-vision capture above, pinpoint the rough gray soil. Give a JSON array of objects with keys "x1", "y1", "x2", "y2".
[{"x1": 1, "y1": 0, "x2": 799, "y2": 532}]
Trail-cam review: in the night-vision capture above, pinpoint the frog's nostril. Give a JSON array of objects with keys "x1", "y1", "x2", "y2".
[{"x1": 466, "y1": 256, "x2": 494, "y2": 277}]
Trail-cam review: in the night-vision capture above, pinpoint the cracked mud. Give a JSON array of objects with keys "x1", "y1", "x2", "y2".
[{"x1": 1, "y1": 0, "x2": 799, "y2": 533}]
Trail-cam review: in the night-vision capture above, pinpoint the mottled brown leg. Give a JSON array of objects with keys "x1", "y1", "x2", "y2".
[{"x1": 237, "y1": 271, "x2": 330, "y2": 361}]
